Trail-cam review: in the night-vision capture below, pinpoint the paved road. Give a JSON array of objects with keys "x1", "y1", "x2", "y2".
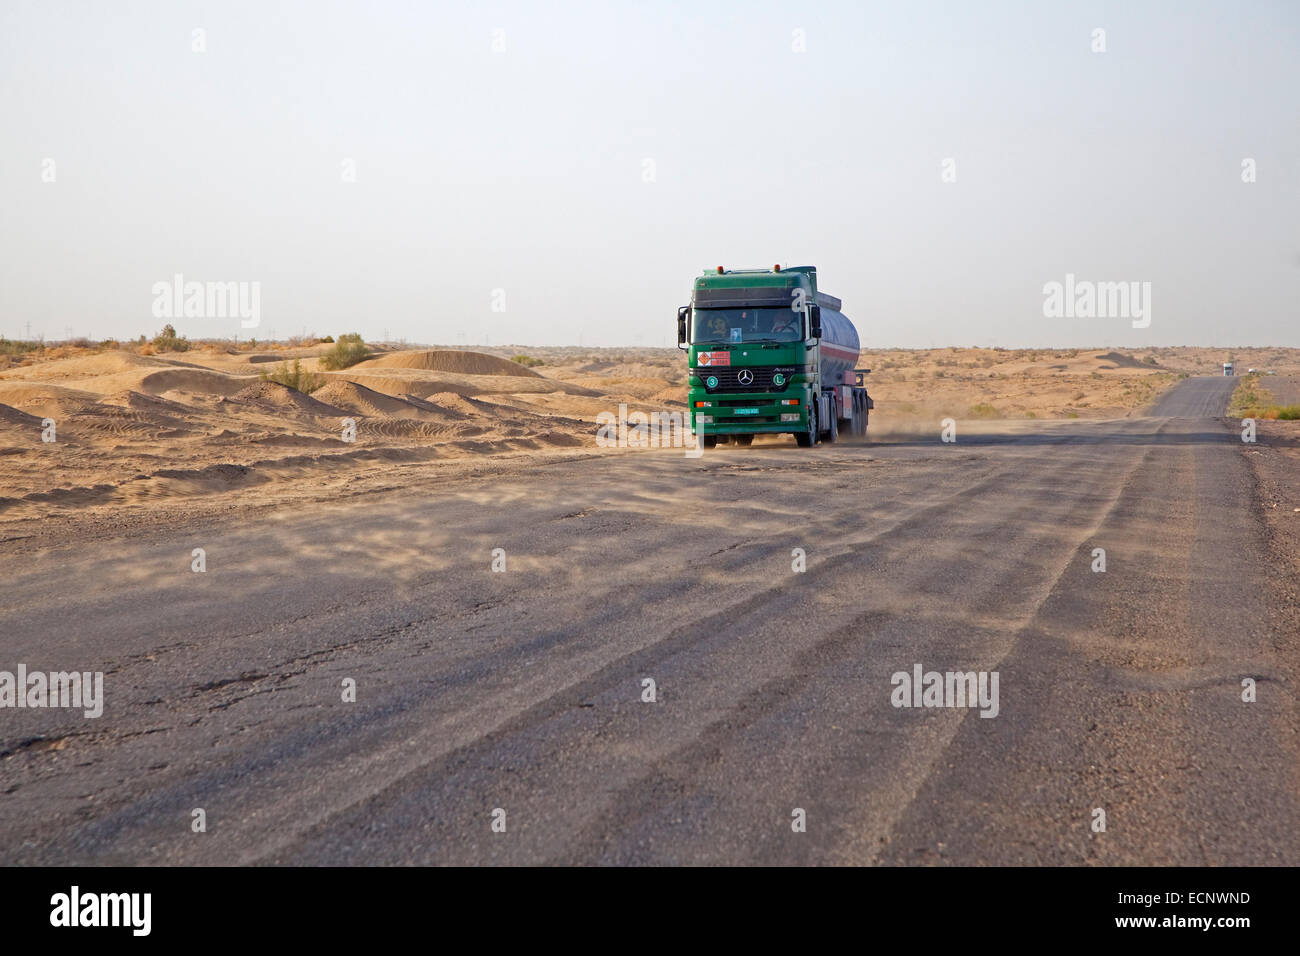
[{"x1": 3, "y1": 375, "x2": 1297, "y2": 865}]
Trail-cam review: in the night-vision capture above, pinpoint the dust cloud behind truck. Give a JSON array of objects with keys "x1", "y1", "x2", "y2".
[{"x1": 677, "y1": 265, "x2": 871, "y2": 447}]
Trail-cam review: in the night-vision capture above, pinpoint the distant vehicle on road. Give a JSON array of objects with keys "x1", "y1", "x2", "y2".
[{"x1": 1223, "y1": 362, "x2": 1235, "y2": 376}]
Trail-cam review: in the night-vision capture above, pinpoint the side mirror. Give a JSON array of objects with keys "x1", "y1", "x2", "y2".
[
  {"x1": 677, "y1": 306, "x2": 689, "y2": 348},
  {"x1": 808, "y1": 303, "x2": 822, "y2": 339}
]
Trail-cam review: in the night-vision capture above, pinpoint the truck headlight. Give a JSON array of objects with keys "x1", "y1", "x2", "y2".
[
  {"x1": 780, "y1": 413, "x2": 799, "y2": 422},
  {"x1": 697, "y1": 415, "x2": 714, "y2": 424}
]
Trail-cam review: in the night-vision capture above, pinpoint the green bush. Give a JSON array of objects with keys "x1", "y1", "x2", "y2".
[
  {"x1": 968, "y1": 402, "x2": 999, "y2": 418},
  {"x1": 260, "y1": 359, "x2": 325, "y2": 393},
  {"x1": 151, "y1": 323, "x2": 190, "y2": 352},
  {"x1": 0, "y1": 337, "x2": 42, "y2": 357},
  {"x1": 319, "y1": 333, "x2": 368, "y2": 370},
  {"x1": 1276, "y1": 405, "x2": 1300, "y2": 421},
  {"x1": 1228, "y1": 375, "x2": 1272, "y2": 419},
  {"x1": 510, "y1": 354, "x2": 544, "y2": 367}
]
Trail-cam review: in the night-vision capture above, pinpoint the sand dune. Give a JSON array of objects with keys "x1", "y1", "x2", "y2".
[
  {"x1": 398, "y1": 393, "x2": 472, "y2": 418},
  {"x1": 136, "y1": 367, "x2": 254, "y2": 396},
  {"x1": 229, "y1": 381, "x2": 351, "y2": 417},
  {"x1": 0, "y1": 403, "x2": 43, "y2": 427},
  {"x1": 1095, "y1": 350, "x2": 1157, "y2": 369},
  {"x1": 352, "y1": 349, "x2": 543, "y2": 377},
  {"x1": 0, "y1": 382, "x2": 104, "y2": 418},
  {"x1": 101, "y1": 390, "x2": 200, "y2": 414},
  {"x1": 0, "y1": 350, "x2": 204, "y2": 381},
  {"x1": 341, "y1": 369, "x2": 599, "y2": 399},
  {"x1": 311, "y1": 381, "x2": 433, "y2": 419},
  {"x1": 0, "y1": 347, "x2": 619, "y2": 518},
  {"x1": 0, "y1": 351, "x2": 254, "y2": 399}
]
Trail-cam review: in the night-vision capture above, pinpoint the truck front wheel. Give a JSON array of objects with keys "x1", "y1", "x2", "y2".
[{"x1": 796, "y1": 404, "x2": 818, "y2": 447}]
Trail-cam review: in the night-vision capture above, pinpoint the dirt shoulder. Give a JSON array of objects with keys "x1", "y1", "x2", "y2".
[{"x1": 1243, "y1": 420, "x2": 1300, "y2": 636}]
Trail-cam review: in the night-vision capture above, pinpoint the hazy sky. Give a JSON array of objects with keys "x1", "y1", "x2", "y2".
[{"x1": 2, "y1": 0, "x2": 1297, "y2": 348}]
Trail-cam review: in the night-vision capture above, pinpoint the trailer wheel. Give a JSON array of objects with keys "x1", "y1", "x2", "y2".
[
  {"x1": 853, "y1": 394, "x2": 867, "y2": 436},
  {"x1": 824, "y1": 406, "x2": 838, "y2": 444}
]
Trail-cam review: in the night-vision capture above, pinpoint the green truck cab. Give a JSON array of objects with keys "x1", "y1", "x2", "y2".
[{"x1": 676, "y1": 265, "x2": 871, "y2": 448}]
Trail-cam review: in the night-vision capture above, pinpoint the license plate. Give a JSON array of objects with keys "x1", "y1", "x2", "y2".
[{"x1": 734, "y1": 408, "x2": 759, "y2": 415}]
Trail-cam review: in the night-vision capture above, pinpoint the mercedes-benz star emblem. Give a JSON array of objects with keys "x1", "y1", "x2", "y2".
[{"x1": 737, "y1": 369, "x2": 754, "y2": 386}]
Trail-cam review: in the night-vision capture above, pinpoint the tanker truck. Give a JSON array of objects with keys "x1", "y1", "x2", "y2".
[{"x1": 675, "y1": 265, "x2": 872, "y2": 448}]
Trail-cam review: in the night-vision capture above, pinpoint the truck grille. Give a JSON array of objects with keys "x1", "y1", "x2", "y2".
[
  {"x1": 692, "y1": 366, "x2": 795, "y2": 393},
  {"x1": 715, "y1": 415, "x2": 780, "y2": 425}
]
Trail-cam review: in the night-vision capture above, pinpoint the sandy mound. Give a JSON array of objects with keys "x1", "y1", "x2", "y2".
[
  {"x1": 424, "y1": 391, "x2": 502, "y2": 415},
  {"x1": 0, "y1": 402, "x2": 43, "y2": 427},
  {"x1": 565, "y1": 376, "x2": 676, "y2": 399},
  {"x1": 0, "y1": 382, "x2": 103, "y2": 417},
  {"x1": 397, "y1": 393, "x2": 472, "y2": 419},
  {"x1": 0, "y1": 352, "x2": 252, "y2": 399},
  {"x1": 1095, "y1": 351, "x2": 1154, "y2": 370},
  {"x1": 339, "y1": 371, "x2": 589, "y2": 399},
  {"x1": 0, "y1": 351, "x2": 202, "y2": 382},
  {"x1": 0, "y1": 382, "x2": 102, "y2": 404},
  {"x1": 394, "y1": 391, "x2": 519, "y2": 423},
  {"x1": 136, "y1": 367, "x2": 252, "y2": 397},
  {"x1": 230, "y1": 381, "x2": 349, "y2": 417},
  {"x1": 352, "y1": 349, "x2": 543, "y2": 378},
  {"x1": 101, "y1": 390, "x2": 197, "y2": 414},
  {"x1": 311, "y1": 381, "x2": 427, "y2": 418},
  {"x1": 648, "y1": 387, "x2": 688, "y2": 406}
]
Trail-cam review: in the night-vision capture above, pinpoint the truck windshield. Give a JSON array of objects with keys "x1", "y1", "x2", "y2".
[{"x1": 692, "y1": 308, "x2": 803, "y2": 344}]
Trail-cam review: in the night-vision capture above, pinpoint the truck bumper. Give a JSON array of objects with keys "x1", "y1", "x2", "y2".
[{"x1": 690, "y1": 394, "x2": 807, "y2": 435}]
